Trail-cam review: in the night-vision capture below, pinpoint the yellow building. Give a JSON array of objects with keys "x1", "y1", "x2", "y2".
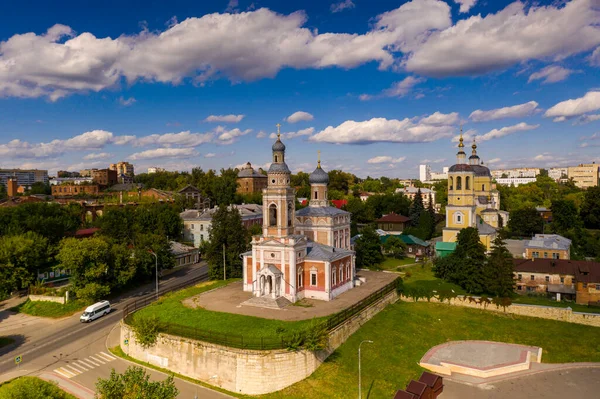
[
  {"x1": 567, "y1": 163, "x2": 599, "y2": 189},
  {"x1": 442, "y1": 134, "x2": 509, "y2": 251}
]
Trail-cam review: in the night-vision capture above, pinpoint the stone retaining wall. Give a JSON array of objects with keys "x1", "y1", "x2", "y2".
[
  {"x1": 399, "y1": 295, "x2": 600, "y2": 328},
  {"x1": 28, "y1": 295, "x2": 65, "y2": 304},
  {"x1": 121, "y1": 290, "x2": 398, "y2": 395}
]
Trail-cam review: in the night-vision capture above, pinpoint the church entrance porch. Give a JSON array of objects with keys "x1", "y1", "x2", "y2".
[{"x1": 254, "y1": 265, "x2": 284, "y2": 299}]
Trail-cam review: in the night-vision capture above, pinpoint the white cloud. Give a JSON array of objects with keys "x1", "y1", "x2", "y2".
[
  {"x1": 574, "y1": 114, "x2": 600, "y2": 125},
  {"x1": 63, "y1": 130, "x2": 115, "y2": 149},
  {"x1": 256, "y1": 131, "x2": 267, "y2": 139},
  {"x1": 453, "y1": 0, "x2": 477, "y2": 13},
  {"x1": 118, "y1": 96, "x2": 137, "y2": 106},
  {"x1": 269, "y1": 127, "x2": 315, "y2": 140},
  {"x1": 204, "y1": 153, "x2": 216, "y2": 158},
  {"x1": 286, "y1": 111, "x2": 314, "y2": 123},
  {"x1": 591, "y1": 46, "x2": 600, "y2": 66},
  {"x1": 215, "y1": 127, "x2": 252, "y2": 145},
  {"x1": 404, "y1": 0, "x2": 600, "y2": 77},
  {"x1": 113, "y1": 135, "x2": 136, "y2": 145},
  {"x1": 331, "y1": 0, "x2": 355, "y2": 13},
  {"x1": 545, "y1": 91, "x2": 600, "y2": 121},
  {"x1": 487, "y1": 158, "x2": 501, "y2": 164},
  {"x1": 533, "y1": 153, "x2": 553, "y2": 161},
  {"x1": 367, "y1": 156, "x2": 406, "y2": 164},
  {"x1": 420, "y1": 111, "x2": 459, "y2": 126},
  {"x1": 528, "y1": 65, "x2": 575, "y2": 84},
  {"x1": 478, "y1": 122, "x2": 539, "y2": 141},
  {"x1": 469, "y1": 101, "x2": 539, "y2": 122},
  {"x1": 361, "y1": 76, "x2": 425, "y2": 100},
  {"x1": 130, "y1": 147, "x2": 199, "y2": 160},
  {"x1": 204, "y1": 114, "x2": 245, "y2": 123},
  {"x1": 310, "y1": 117, "x2": 454, "y2": 144},
  {"x1": 83, "y1": 152, "x2": 111, "y2": 160},
  {"x1": 225, "y1": 0, "x2": 239, "y2": 13},
  {"x1": 134, "y1": 131, "x2": 214, "y2": 147}
]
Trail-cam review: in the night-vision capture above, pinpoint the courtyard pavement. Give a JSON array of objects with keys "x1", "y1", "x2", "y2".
[{"x1": 184, "y1": 269, "x2": 397, "y2": 321}]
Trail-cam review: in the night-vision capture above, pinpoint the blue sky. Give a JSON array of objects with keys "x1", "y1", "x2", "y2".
[{"x1": 0, "y1": 0, "x2": 599, "y2": 178}]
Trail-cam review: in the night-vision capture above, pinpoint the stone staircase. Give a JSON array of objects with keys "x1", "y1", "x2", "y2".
[{"x1": 242, "y1": 295, "x2": 292, "y2": 309}]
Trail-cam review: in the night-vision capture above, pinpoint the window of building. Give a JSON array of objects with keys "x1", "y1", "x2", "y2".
[
  {"x1": 482, "y1": 184, "x2": 485, "y2": 191},
  {"x1": 332, "y1": 268, "x2": 337, "y2": 286},
  {"x1": 409, "y1": 247, "x2": 413, "y2": 253},
  {"x1": 191, "y1": 224, "x2": 194, "y2": 230},
  {"x1": 314, "y1": 191, "x2": 318, "y2": 199},
  {"x1": 456, "y1": 176, "x2": 462, "y2": 190},
  {"x1": 560, "y1": 277, "x2": 564, "y2": 283},
  {"x1": 545, "y1": 276, "x2": 549, "y2": 282},
  {"x1": 532, "y1": 251, "x2": 539, "y2": 258},
  {"x1": 298, "y1": 267, "x2": 303, "y2": 288},
  {"x1": 200, "y1": 234, "x2": 204, "y2": 241},
  {"x1": 552, "y1": 253, "x2": 559, "y2": 259},
  {"x1": 449, "y1": 177, "x2": 453, "y2": 191},
  {"x1": 454, "y1": 212, "x2": 464, "y2": 225},
  {"x1": 288, "y1": 202, "x2": 293, "y2": 227},
  {"x1": 269, "y1": 204, "x2": 277, "y2": 226},
  {"x1": 190, "y1": 234, "x2": 194, "y2": 241},
  {"x1": 311, "y1": 271, "x2": 317, "y2": 286},
  {"x1": 466, "y1": 176, "x2": 470, "y2": 190},
  {"x1": 544, "y1": 252, "x2": 548, "y2": 258},
  {"x1": 596, "y1": 284, "x2": 600, "y2": 290},
  {"x1": 517, "y1": 274, "x2": 522, "y2": 281},
  {"x1": 583, "y1": 283, "x2": 588, "y2": 288},
  {"x1": 200, "y1": 225, "x2": 204, "y2": 231},
  {"x1": 517, "y1": 285, "x2": 522, "y2": 291},
  {"x1": 530, "y1": 275, "x2": 535, "y2": 281}
]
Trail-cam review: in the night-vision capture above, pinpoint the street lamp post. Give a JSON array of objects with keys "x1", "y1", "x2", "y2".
[
  {"x1": 358, "y1": 340, "x2": 373, "y2": 399},
  {"x1": 149, "y1": 250, "x2": 158, "y2": 299}
]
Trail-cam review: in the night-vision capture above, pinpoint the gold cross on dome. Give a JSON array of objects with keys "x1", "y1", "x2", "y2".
[
  {"x1": 276, "y1": 123, "x2": 281, "y2": 138},
  {"x1": 317, "y1": 150, "x2": 321, "y2": 167}
]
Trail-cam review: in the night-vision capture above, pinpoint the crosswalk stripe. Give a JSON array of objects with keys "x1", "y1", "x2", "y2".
[
  {"x1": 99, "y1": 351, "x2": 116, "y2": 361},
  {"x1": 58, "y1": 367, "x2": 76, "y2": 377},
  {"x1": 54, "y1": 368, "x2": 72, "y2": 379},
  {"x1": 65, "y1": 365, "x2": 82, "y2": 374},
  {"x1": 82, "y1": 358, "x2": 99, "y2": 367},
  {"x1": 89, "y1": 355, "x2": 105, "y2": 365},
  {"x1": 73, "y1": 361, "x2": 89, "y2": 371}
]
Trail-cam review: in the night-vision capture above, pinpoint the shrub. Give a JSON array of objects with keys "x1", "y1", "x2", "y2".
[
  {"x1": 75, "y1": 283, "x2": 110, "y2": 303},
  {"x1": 395, "y1": 277, "x2": 404, "y2": 295},
  {"x1": 131, "y1": 315, "x2": 163, "y2": 348}
]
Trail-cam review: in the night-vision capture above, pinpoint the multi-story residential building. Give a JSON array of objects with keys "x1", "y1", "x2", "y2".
[
  {"x1": 514, "y1": 258, "x2": 600, "y2": 304},
  {"x1": 524, "y1": 234, "x2": 571, "y2": 260},
  {"x1": 79, "y1": 168, "x2": 98, "y2": 177},
  {"x1": 51, "y1": 184, "x2": 100, "y2": 196},
  {"x1": 147, "y1": 167, "x2": 165, "y2": 174},
  {"x1": 429, "y1": 167, "x2": 449, "y2": 181},
  {"x1": 109, "y1": 161, "x2": 134, "y2": 177},
  {"x1": 495, "y1": 177, "x2": 537, "y2": 187},
  {"x1": 92, "y1": 169, "x2": 118, "y2": 187},
  {"x1": 491, "y1": 168, "x2": 540, "y2": 179},
  {"x1": 0, "y1": 168, "x2": 48, "y2": 188},
  {"x1": 396, "y1": 186, "x2": 437, "y2": 207},
  {"x1": 236, "y1": 162, "x2": 268, "y2": 194},
  {"x1": 548, "y1": 167, "x2": 568, "y2": 181},
  {"x1": 568, "y1": 163, "x2": 599, "y2": 189},
  {"x1": 181, "y1": 204, "x2": 263, "y2": 247},
  {"x1": 419, "y1": 164, "x2": 431, "y2": 182},
  {"x1": 49, "y1": 177, "x2": 94, "y2": 186}
]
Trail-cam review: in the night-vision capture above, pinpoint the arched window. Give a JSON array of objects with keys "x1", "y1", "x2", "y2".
[
  {"x1": 274, "y1": 155, "x2": 279, "y2": 163},
  {"x1": 297, "y1": 267, "x2": 303, "y2": 288},
  {"x1": 314, "y1": 191, "x2": 318, "y2": 200},
  {"x1": 332, "y1": 268, "x2": 337, "y2": 286},
  {"x1": 288, "y1": 202, "x2": 293, "y2": 227},
  {"x1": 338, "y1": 265, "x2": 342, "y2": 284},
  {"x1": 269, "y1": 204, "x2": 277, "y2": 227},
  {"x1": 456, "y1": 176, "x2": 462, "y2": 190},
  {"x1": 454, "y1": 211, "x2": 464, "y2": 225},
  {"x1": 482, "y1": 184, "x2": 485, "y2": 191},
  {"x1": 346, "y1": 263, "x2": 350, "y2": 281},
  {"x1": 466, "y1": 176, "x2": 470, "y2": 190},
  {"x1": 449, "y1": 177, "x2": 454, "y2": 191}
]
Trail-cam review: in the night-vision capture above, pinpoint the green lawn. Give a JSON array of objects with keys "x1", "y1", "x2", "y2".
[
  {"x1": 400, "y1": 264, "x2": 466, "y2": 294},
  {"x1": 132, "y1": 280, "x2": 322, "y2": 342},
  {"x1": 0, "y1": 377, "x2": 76, "y2": 399},
  {"x1": 0, "y1": 337, "x2": 15, "y2": 349},
  {"x1": 378, "y1": 257, "x2": 418, "y2": 271},
  {"x1": 260, "y1": 301, "x2": 600, "y2": 399},
  {"x1": 10, "y1": 299, "x2": 87, "y2": 318}
]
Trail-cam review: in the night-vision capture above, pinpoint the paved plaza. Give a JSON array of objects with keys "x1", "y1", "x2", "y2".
[{"x1": 183, "y1": 269, "x2": 397, "y2": 321}]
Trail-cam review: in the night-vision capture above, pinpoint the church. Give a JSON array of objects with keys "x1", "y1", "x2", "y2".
[
  {"x1": 242, "y1": 129, "x2": 355, "y2": 303},
  {"x1": 442, "y1": 132, "x2": 509, "y2": 250}
]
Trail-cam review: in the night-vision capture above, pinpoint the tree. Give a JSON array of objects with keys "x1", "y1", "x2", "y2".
[
  {"x1": 551, "y1": 199, "x2": 580, "y2": 233},
  {"x1": 212, "y1": 168, "x2": 238, "y2": 205},
  {"x1": 408, "y1": 189, "x2": 424, "y2": 227},
  {"x1": 580, "y1": 186, "x2": 600, "y2": 229},
  {"x1": 484, "y1": 235, "x2": 515, "y2": 297},
  {"x1": 383, "y1": 236, "x2": 406, "y2": 259},
  {"x1": 205, "y1": 205, "x2": 249, "y2": 280},
  {"x1": 96, "y1": 366, "x2": 178, "y2": 399},
  {"x1": 28, "y1": 182, "x2": 51, "y2": 195},
  {"x1": 0, "y1": 232, "x2": 50, "y2": 297},
  {"x1": 452, "y1": 227, "x2": 487, "y2": 294},
  {"x1": 355, "y1": 226, "x2": 383, "y2": 269},
  {"x1": 507, "y1": 208, "x2": 544, "y2": 237},
  {"x1": 0, "y1": 376, "x2": 74, "y2": 399}
]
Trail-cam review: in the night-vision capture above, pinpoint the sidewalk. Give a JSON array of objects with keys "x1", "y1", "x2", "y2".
[{"x1": 39, "y1": 371, "x2": 95, "y2": 399}]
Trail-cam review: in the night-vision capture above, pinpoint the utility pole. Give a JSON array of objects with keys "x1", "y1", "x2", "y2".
[
  {"x1": 358, "y1": 340, "x2": 373, "y2": 399},
  {"x1": 149, "y1": 250, "x2": 158, "y2": 299},
  {"x1": 223, "y1": 243, "x2": 226, "y2": 280}
]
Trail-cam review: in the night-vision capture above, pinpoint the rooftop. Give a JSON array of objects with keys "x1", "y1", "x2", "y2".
[
  {"x1": 376, "y1": 212, "x2": 411, "y2": 223},
  {"x1": 296, "y1": 205, "x2": 349, "y2": 217},
  {"x1": 180, "y1": 204, "x2": 263, "y2": 221},
  {"x1": 170, "y1": 241, "x2": 198, "y2": 256},
  {"x1": 305, "y1": 240, "x2": 354, "y2": 262},
  {"x1": 525, "y1": 234, "x2": 571, "y2": 251},
  {"x1": 513, "y1": 259, "x2": 600, "y2": 283}
]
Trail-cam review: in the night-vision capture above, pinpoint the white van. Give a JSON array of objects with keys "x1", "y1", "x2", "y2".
[{"x1": 80, "y1": 300, "x2": 111, "y2": 323}]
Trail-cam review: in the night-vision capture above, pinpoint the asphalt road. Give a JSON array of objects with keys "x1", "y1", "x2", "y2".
[{"x1": 0, "y1": 262, "x2": 231, "y2": 398}]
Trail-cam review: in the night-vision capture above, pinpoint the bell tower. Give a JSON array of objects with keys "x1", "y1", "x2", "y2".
[
  {"x1": 263, "y1": 124, "x2": 296, "y2": 238},
  {"x1": 309, "y1": 151, "x2": 329, "y2": 207}
]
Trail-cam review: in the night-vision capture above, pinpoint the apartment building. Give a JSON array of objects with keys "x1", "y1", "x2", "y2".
[
  {"x1": 92, "y1": 169, "x2": 118, "y2": 187},
  {"x1": 491, "y1": 168, "x2": 539, "y2": 179},
  {"x1": 568, "y1": 163, "x2": 599, "y2": 189},
  {"x1": 110, "y1": 161, "x2": 134, "y2": 177},
  {"x1": 0, "y1": 168, "x2": 48, "y2": 188}
]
